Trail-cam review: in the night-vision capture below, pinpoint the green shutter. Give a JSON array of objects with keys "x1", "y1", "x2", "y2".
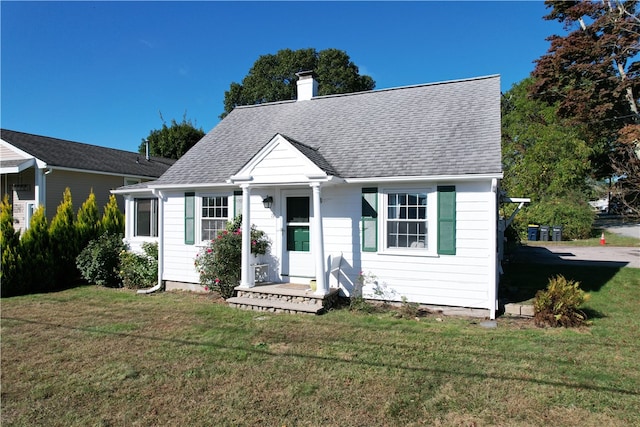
[
  {"x1": 184, "y1": 192, "x2": 195, "y2": 245},
  {"x1": 362, "y1": 188, "x2": 378, "y2": 252},
  {"x1": 437, "y1": 186, "x2": 456, "y2": 255}
]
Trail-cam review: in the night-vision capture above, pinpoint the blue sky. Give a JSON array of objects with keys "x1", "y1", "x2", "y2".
[{"x1": 1, "y1": 1, "x2": 563, "y2": 153}]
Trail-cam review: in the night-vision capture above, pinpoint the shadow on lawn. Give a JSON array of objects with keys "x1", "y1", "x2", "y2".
[
  {"x1": 3, "y1": 315, "x2": 638, "y2": 397},
  {"x1": 501, "y1": 246, "x2": 624, "y2": 304}
]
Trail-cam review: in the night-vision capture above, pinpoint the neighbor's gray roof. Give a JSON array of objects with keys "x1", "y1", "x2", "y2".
[
  {"x1": 1, "y1": 129, "x2": 175, "y2": 178},
  {"x1": 155, "y1": 75, "x2": 502, "y2": 186}
]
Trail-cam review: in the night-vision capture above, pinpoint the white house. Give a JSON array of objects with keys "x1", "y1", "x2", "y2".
[{"x1": 114, "y1": 73, "x2": 504, "y2": 318}]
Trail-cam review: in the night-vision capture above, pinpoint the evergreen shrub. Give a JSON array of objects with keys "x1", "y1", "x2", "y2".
[{"x1": 1, "y1": 195, "x2": 22, "y2": 297}]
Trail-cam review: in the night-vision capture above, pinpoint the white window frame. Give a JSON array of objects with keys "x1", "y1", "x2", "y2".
[
  {"x1": 134, "y1": 198, "x2": 158, "y2": 237},
  {"x1": 198, "y1": 194, "x2": 232, "y2": 243},
  {"x1": 25, "y1": 202, "x2": 36, "y2": 230},
  {"x1": 380, "y1": 187, "x2": 437, "y2": 256}
]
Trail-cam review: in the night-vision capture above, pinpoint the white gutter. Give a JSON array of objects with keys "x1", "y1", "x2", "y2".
[
  {"x1": 111, "y1": 187, "x2": 156, "y2": 195},
  {"x1": 344, "y1": 173, "x2": 503, "y2": 184},
  {"x1": 137, "y1": 189, "x2": 165, "y2": 295},
  {"x1": 149, "y1": 173, "x2": 501, "y2": 191},
  {"x1": 149, "y1": 182, "x2": 233, "y2": 190}
]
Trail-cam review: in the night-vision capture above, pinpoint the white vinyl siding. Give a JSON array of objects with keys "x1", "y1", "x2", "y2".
[
  {"x1": 357, "y1": 181, "x2": 495, "y2": 310},
  {"x1": 160, "y1": 180, "x2": 496, "y2": 313}
]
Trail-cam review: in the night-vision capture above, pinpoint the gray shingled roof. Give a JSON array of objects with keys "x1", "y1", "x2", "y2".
[
  {"x1": 155, "y1": 75, "x2": 502, "y2": 186},
  {"x1": 1, "y1": 129, "x2": 175, "y2": 178}
]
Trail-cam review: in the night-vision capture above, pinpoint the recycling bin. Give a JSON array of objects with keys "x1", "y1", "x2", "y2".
[
  {"x1": 527, "y1": 224, "x2": 539, "y2": 241},
  {"x1": 539, "y1": 225, "x2": 550, "y2": 242}
]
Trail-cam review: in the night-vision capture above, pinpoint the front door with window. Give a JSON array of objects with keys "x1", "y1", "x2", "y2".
[{"x1": 281, "y1": 192, "x2": 314, "y2": 280}]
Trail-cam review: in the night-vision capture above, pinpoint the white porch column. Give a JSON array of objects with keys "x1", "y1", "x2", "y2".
[
  {"x1": 239, "y1": 185, "x2": 253, "y2": 288},
  {"x1": 34, "y1": 168, "x2": 45, "y2": 210},
  {"x1": 123, "y1": 195, "x2": 133, "y2": 240},
  {"x1": 311, "y1": 182, "x2": 328, "y2": 295}
]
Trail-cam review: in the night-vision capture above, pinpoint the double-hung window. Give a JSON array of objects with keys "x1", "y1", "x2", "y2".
[
  {"x1": 201, "y1": 196, "x2": 229, "y2": 241},
  {"x1": 135, "y1": 198, "x2": 158, "y2": 237},
  {"x1": 385, "y1": 191, "x2": 428, "y2": 249}
]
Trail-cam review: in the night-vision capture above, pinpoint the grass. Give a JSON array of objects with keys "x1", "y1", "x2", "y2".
[{"x1": 2, "y1": 265, "x2": 640, "y2": 427}]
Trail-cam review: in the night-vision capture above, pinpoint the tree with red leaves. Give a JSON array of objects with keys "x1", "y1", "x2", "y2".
[{"x1": 530, "y1": 1, "x2": 639, "y2": 214}]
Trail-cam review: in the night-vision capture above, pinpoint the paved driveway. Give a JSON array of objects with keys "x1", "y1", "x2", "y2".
[
  {"x1": 606, "y1": 224, "x2": 640, "y2": 239},
  {"x1": 596, "y1": 216, "x2": 640, "y2": 239},
  {"x1": 513, "y1": 245, "x2": 640, "y2": 269}
]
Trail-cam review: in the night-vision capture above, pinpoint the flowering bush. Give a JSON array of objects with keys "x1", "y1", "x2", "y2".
[{"x1": 194, "y1": 216, "x2": 270, "y2": 299}]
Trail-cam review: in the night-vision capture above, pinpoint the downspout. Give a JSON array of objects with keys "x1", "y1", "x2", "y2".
[
  {"x1": 138, "y1": 189, "x2": 164, "y2": 294},
  {"x1": 40, "y1": 167, "x2": 53, "y2": 214},
  {"x1": 488, "y1": 179, "x2": 499, "y2": 320}
]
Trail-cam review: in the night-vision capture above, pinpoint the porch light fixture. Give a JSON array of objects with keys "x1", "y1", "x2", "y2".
[{"x1": 262, "y1": 196, "x2": 274, "y2": 209}]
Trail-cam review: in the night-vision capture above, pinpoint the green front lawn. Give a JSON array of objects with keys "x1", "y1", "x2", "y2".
[{"x1": 2, "y1": 266, "x2": 639, "y2": 426}]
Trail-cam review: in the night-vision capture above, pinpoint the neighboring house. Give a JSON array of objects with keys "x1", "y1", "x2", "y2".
[
  {"x1": 114, "y1": 73, "x2": 504, "y2": 318},
  {"x1": 0, "y1": 129, "x2": 174, "y2": 232}
]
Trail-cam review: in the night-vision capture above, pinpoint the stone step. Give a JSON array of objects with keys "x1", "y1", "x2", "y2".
[
  {"x1": 227, "y1": 296, "x2": 324, "y2": 314},
  {"x1": 504, "y1": 303, "x2": 534, "y2": 317}
]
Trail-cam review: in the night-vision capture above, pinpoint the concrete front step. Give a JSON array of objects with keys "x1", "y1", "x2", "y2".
[
  {"x1": 228, "y1": 283, "x2": 340, "y2": 314},
  {"x1": 227, "y1": 296, "x2": 323, "y2": 314}
]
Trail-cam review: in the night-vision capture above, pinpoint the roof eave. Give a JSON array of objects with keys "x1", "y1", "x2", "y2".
[{"x1": 343, "y1": 172, "x2": 503, "y2": 184}]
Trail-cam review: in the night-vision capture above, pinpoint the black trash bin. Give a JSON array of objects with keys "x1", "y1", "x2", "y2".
[
  {"x1": 552, "y1": 225, "x2": 563, "y2": 242},
  {"x1": 527, "y1": 224, "x2": 539, "y2": 241},
  {"x1": 539, "y1": 225, "x2": 550, "y2": 242}
]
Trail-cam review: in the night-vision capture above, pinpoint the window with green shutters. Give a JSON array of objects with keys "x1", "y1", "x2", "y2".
[
  {"x1": 184, "y1": 192, "x2": 195, "y2": 245},
  {"x1": 437, "y1": 186, "x2": 456, "y2": 255},
  {"x1": 385, "y1": 191, "x2": 428, "y2": 249},
  {"x1": 362, "y1": 188, "x2": 378, "y2": 252}
]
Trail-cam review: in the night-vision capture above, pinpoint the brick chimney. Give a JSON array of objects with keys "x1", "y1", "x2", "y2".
[{"x1": 296, "y1": 70, "x2": 318, "y2": 101}]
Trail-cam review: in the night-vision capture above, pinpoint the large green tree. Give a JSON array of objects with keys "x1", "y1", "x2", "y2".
[
  {"x1": 221, "y1": 48, "x2": 375, "y2": 118},
  {"x1": 502, "y1": 78, "x2": 595, "y2": 239},
  {"x1": 530, "y1": 0, "x2": 640, "y2": 213},
  {"x1": 139, "y1": 115, "x2": 205, "y2": 160}
]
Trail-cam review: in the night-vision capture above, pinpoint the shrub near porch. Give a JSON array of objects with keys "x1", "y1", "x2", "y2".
[{"x1": 194, "y1": 216, "x2": 270, "y2": 298}]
